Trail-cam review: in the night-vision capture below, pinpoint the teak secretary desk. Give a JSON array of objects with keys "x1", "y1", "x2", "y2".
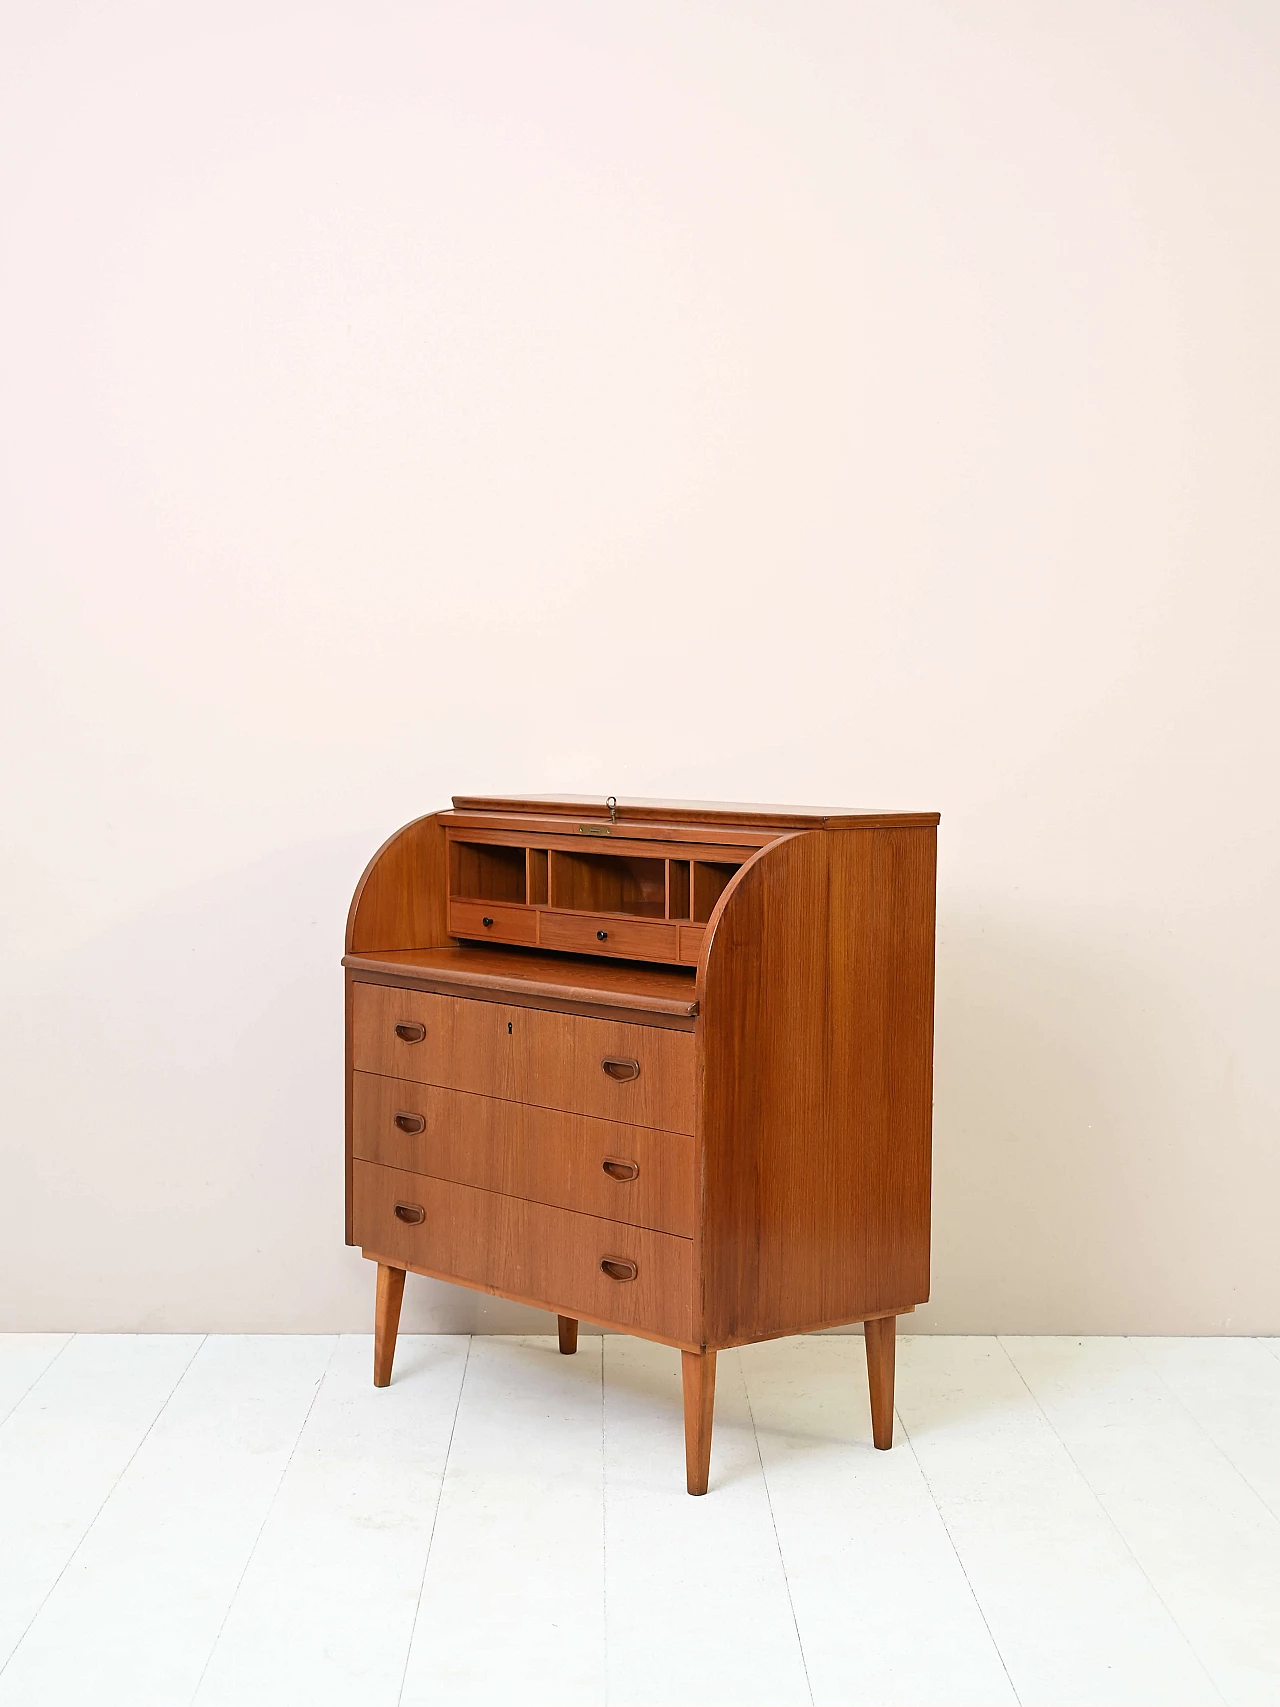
[{"x1": 344, "y1": 794, "x2": 939, "y2": 1494}]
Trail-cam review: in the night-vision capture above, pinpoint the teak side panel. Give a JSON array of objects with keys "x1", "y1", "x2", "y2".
[
  {"x1": 352, "y1": 982, "x2": 697, "y2": 1133},
  {"x1": 826, "y1": 827, "x2": 936, "y2": 1318},
  {"x1": 352, "y1": 1071, "x2": 696, "y2": 1236},
  {"x1": 353, "y1": 1161, "x2": 694, "y2": 1342},
  {"x1": 347, "y1": 813, "x2": 449, "y2": 953},
  {"x1": 698, "y1": 828, "x2": 936, "y2": 1344}
]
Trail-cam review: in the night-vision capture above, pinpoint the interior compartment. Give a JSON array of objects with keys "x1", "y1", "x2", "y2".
[
  {"x1": 692, "y1": 861, "x2": 742, "y2": 922},
  {"x1": 450, "y1": 841, "x2": 527, "y2": 903},
  {"x1": 527, "y1": 848, "x2": 549, "y2": 906},
  {"x1": 667, "y1": 859, "x2": 690, "y2": 920},
  {"x1": 549, "y1": 850, "x2": 667, "y2": 918}
]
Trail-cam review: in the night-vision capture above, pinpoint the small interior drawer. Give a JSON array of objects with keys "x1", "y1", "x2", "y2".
[
  {"x1": 538, "y1": 910, "x2": 679, "y2": 963},
  {"x1": 448, "y1": 897, "x2": 537, "y2": 946}
]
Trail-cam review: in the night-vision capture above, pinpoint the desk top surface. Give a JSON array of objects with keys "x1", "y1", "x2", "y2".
[
  {"x1": 450, "y1": 794, "x2": 940, "y2": 830},
  {"x1": 343, "y1": 944, "x2": 700, "y2": 1018}
]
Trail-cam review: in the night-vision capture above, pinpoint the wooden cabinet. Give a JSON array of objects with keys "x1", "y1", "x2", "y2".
[{"x1": 344, "y1": 794, "x2": 939, "y2": 1494}]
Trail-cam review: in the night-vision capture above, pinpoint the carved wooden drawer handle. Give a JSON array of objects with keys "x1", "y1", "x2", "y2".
[
  {"x1": 601, "y1": 1057, "x2": 640, "y2": 1082},
  {"x1": 394, "y1": 1112, "x2": 425, "y2": 1134},
  {"x1": 600, "y1": 1257, "x2": 638, "y2": 1282},
  {"x1": 394, "y1": 1202, "x2": 425, "y2": 1224},
  {"x1": 601, "y1": 1158, "x2": 639, "y2": 1182},
  {"x1": 394, "y1": 1023, "x2": 426, "y2": 1043}
]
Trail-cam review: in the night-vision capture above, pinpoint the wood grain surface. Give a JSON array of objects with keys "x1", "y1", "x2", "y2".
[
  {"x1": 681, "y1": 1350, "x2": 716, "y2": 1495},
  {"x1": 346, "y1": 813, "x2": 449, "y2": 953},
  {"x1": 451, "y1": 794, "x2": 942, "y2": 830},
  {"x1": 373, "y1": 1263, "x2": 405, "y2": 1387},
  {"x1": 353, "y1": 1160, "x2": 694, "y2": 1343},
  {"x1": 538, "y1": 909, "x2": 679, "y2": 963},
  {"x1": 352, "y1": 1070, "x2": 696, "y2": 1236},
  {"x1": 446, "y1": 897, "x2": 538, "y2": 947},
  {"x1": 352, "y1": 983, "x2": 697, "y2": 1133},
  {"x1": 342, "y1": 945, "x2": 699, "y2": 1019},
  {"x1": 697, "y1": 826, "x2": 936, "y2": 1345}
]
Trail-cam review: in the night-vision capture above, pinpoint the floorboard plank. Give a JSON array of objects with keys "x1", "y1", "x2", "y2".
[
  {"x1": 0, "y1": 1336, "x2": 72, "y2": 1429},
  {"x1": 898, "y1": 1336, "x2": 1220, "y2": 1707},
  {"x1": 1005, "y1": 1336, "x2": 1280, "y2": 1707},
  {"x1": 399, "y1": 1335, "x2": 606, "y2": 1707},
  {"x1": 0, "y1": 1336, "x2": 333, "y2": 1707},
  {"x1": 742, "y1": 1335, "x2": 1016, "y2": 1707},
  {"x1": 604, "y1": 1339, "x2": 810, "y2": 1707},
  {"x1": 194, "y1": 1335, "x2": 470, "y2": 1707},
  {"x1": 0, "y1": 1334, "x2": 202, "y2": 1676},
  {"x1": 1131, "y1": 1337, "x2": 1280, "y2": 1524}
]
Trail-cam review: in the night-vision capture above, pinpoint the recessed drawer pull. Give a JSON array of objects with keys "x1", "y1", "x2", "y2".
[
  {"x1": 601, "y1": 1056, "x2": 640, "y2": 1083},
  {"x1": 394, "y1": 1023, "x2": 426, "y2": 1044},
  {"x1": 393, "y1": 1202, "x2": 425, "y2": 1224},
  {"x1": 601, "y1": 1157, "x2": 640, "y2": 1182},
  {"x1": 600, "y1": 1257, "x2": 638, "y2": 1282},
  {"x1": 394, "y1": 1112, "x2": 425, "y2": 1134}
]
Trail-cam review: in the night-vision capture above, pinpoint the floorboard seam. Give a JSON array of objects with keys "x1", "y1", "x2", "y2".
[
  {"x1": 742, "y1": 1349, "x2": 815, "y2": 1707},
  {"x1": 186, "y1": 1333, "x2": 340, "y2": 1707},
  {"x1": 1129, "y1": 1337, "x2": 1280, "y2": 1529},
  {"x1": 0, "y1": 1332, "x2": 208, "y2": 1685},
  {"x1": 894, "y1": 1394, "x2": 1024, "y2": 1706},
  {"x1": 995, "y1": 1336, "x2": 1228, "y2": 1707},
  {"x1": 0, "y1": 1334, "x2": 74, "y2": 1431},
  {"x1": 395, "y1": 1332, "x2": 473, "y2": 1707}
]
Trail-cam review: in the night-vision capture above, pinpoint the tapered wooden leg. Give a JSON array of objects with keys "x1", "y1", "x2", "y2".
[
  {"x1": 557, "y1": 1315, "x2": 578, "y2": 1355},
  {"x1": 864, "y1": 1314, "x2": 896, "y2": 1449},
  {"x1": 681, "y1": 1349, "x2": 716, "y2": 1495},
  {"x1": 373, "y1": 1263, "x2": 406, "y2": 1388}
]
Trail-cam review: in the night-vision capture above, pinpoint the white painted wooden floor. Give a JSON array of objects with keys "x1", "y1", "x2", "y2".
[{"x1": 1, "y1": 1334, "x2": 1277, "y2": 1706}]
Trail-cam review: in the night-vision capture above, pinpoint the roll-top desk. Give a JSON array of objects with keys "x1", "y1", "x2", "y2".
[{"x1": 344, "y1": 794, "x2": 939, "y2": 1493}]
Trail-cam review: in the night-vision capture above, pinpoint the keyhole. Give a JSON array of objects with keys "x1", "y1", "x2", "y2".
[{"x1": 508, "y1": 1021, "x2": 513, "y2": 1035}]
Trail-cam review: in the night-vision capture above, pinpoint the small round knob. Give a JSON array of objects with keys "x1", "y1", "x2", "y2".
[
  {"x1": 482, "y1": 916, "x2": 494, "y2": 927},
  {"x1": 597, "y1": 929, "x2": 608, "y2": 941}
]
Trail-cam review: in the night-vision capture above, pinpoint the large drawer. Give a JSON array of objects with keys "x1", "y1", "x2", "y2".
[
  {"x1": 351, "y1": 983, "x2": 696, "y2": 1133},
  {"x1": 353, "y1": 1071, "x2": 696, "y2": 1237},
  {"x1": 352, "y1": 1160, "x2": 694, "y2": 1344}
]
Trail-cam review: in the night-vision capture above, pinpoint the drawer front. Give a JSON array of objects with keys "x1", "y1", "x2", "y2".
[
  {"x1": 678, "y1": 925, "x2": 705, "y2": 965},
  {"x1": 447, "y1": 897, "x2": 537, "y2": 947},
  {"x1": 353, "y1": 1160, "x2": 694, "y2": 1343},
  {"x1": 351, "y1": 983, "x2": 696, "y2": 1133},
  {"x1": 352, "y1": 1071, "x2": 695, "y2": 1237},
  {"x1": 538, "y1": 910, "x2": 678, "y2": 963}
]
